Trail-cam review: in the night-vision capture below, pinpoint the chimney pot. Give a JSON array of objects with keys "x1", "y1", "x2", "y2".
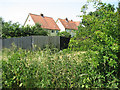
[
  {"x1": 65, "y1": 18, "x2": 68, "y2": 22},
  {"x1": 40, "y1": 13, "x2": 44, "y2": 17}
]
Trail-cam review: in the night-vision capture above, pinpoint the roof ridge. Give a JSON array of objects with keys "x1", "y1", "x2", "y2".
[
  {"x1": 74, "y1": 21, "x2": 80, "y2": 22},
  {"x1": 29, "y1": 13, "x2": 53, "y2": 19},
  {"x1": 58, "y1": 18, "x2": 79, "y2": 30},
  {"x1": 59, "y1": 18, "x2": 77, "y2": 23}
]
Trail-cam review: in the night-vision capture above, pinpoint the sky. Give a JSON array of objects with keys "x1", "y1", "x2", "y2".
[{"x1": 0, "y1": 0, "x2": 119, "y2": 25}]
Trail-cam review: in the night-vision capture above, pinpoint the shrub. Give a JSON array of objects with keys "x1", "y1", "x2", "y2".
[
  {"x1": 57, "y1": 31, "x2": 71, "y2": 38},
  {"x1": 2, "y1": 21, "x2": 48, "y2": 39},
  {"x1": 68, "y1": 1, "x2": 120, "y2": 88}
]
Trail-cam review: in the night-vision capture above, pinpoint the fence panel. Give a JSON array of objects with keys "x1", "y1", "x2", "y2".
[
  {"x1": 20, "y1": 36, "x2": 32, "y2": 50},
  {"x1": 32, "y1": 36, "x2": 60, "y2": 49},
  {"x1": 48, "y1": 36, "x2": 60, "y2": 49},
  {"x1": 60, "y1": 37, "x2": 70, "y2": 50},
  {"x1": 0, "y1": 39, "x2": 2, "y2": 50},
  {"x1": 2, "y1": 36, "x2": 69, "y2": 50},
  {"x1": 32, "y1": 36, "x2": 48, "y2": 49},
  {"x1": 3, "y1": 38, "x2": 14, "y2": 48},
  {"x1": 2, "y1": 36, "x2": 32, "y2": 50}
]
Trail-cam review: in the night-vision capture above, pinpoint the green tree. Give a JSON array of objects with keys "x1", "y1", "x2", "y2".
[
  {"x1": 2, "y1": 21, "x2": 48, "y2": 38},
  {"x1": 69, "y1": 1, "x2": 120, "y2": 88},
  {"x1": 2, "y1": 21, "x2": 21, "y2": 38}
]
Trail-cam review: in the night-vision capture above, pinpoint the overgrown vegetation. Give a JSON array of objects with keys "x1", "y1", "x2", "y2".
[
  {"x1": 57, "y1": 31, "x2": 71, "y2": 38},
  {"x1": 1, "y1": 47, "x2": 101, "y2": 88},
  {"x1": 69, "y1": 1, "x2": 120, "y2": 88},
  {"x1": 1, "y1": 0, "x2": 120, "y2": 89},
  {"x1": 2, "y1": 22, "x2": 48, "y2": 39}
]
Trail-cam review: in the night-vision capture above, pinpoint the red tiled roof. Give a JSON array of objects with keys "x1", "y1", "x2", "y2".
[
  {"x1": 29, "y1": 13, "x2": 60, "y2": 30},
  {"x1": 58, "y1": 18, "x2": 80, "y2": 30},
  {"x1": 74, "y1": 21, "x2": 80, "y2": 27}
]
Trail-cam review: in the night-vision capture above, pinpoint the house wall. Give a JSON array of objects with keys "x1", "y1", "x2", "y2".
[
  {"x1": 66, "y1": 29, "x2": 76, "y2": 37},
  {"x1": 24, "y1": 15, "x2": 35, "y2": 27},
  {"x1": 56, "y1": 19, "x2": 76, "y2": 37},
  {"x1": 47, "y1": 30, "x2": 59, "y2": 36},
  {"x1": 56, "y1": 20, "x2": 65, "y2": 32},
  {"x1": 71, "y1": 30, "x2": 76, "y2": 37},
  {"x1": 24, "y1": 16, "x2": 60, "y2": 36}
]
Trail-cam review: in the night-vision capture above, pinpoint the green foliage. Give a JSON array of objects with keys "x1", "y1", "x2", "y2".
[
  {"x1": 57, "y1": 31, "x2": 71, "y2": 38},
  {"x1": 2, "y1": 21, "x2": 48, "y2": 38},
  {"x1": 69, "y1": 24, "x2": 94, "y2": 51},
  {"x1": 69, "y1": 1, "x2": 120, "y2": 88},
  {"x1": 2, "y1": 47, "x2": 119, "y2": 88},
  {"x1": 1, "y1": 48, "x2": 87, "y2": 88},
  {"x1": 1, "y1": 1, "x2": 120, "y2": 88},
  {"x1": 69, "y1": 2, "x2": 119, "y2": 51}
]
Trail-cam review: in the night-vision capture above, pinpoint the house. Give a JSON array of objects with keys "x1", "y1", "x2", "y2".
[
  {"x1": 56, "y1": 18, "x2": 80, "y2": 37},
  {"x1": 24, "y1": 13, "x2": 60, "y2": 36}
]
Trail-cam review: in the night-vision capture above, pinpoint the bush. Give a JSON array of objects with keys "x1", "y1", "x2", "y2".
[
  {"x1": 69, "y1": 36, "x2": 93, "y2": 51},
  {"x1": 2, "y1": 21, "x2": 48, "y2": 39},
  {"x1": 57, "y1": 31, "x2": 71, "y2": 38},
  {"x1": 68, "y1": 2, "x2": 120, "y2": 88}
]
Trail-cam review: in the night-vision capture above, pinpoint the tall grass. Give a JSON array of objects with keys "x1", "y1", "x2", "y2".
[{"x1": 2, "y1": 47, "x2": 119, "y2": 88}]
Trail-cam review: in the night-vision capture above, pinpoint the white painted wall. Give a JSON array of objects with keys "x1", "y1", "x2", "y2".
[
  {"x1": 56, "y1": 19, "x2": 65, "y2": 32},
  {"x1": 56, "y1": 19, "x2": 76, "y2": 37},
  {"x1": 66, "y1": 29, "x2": 76, "y2": 37},
  {"x1": 47, "y1": 29, "x2": 59, "y2": 36},
  {"x1": 71, "y1": 30, "x2": 76, "y2": 37},
  {"x1": 24, "y1": 15, "x2": 35, "y2": 27}
]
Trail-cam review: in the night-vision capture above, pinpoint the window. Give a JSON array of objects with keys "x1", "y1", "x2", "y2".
[
  {"x1": 66, "y1": 29, "x2": 71, "y2": 32},
  {"x1": 52, "y1": 30, "x2": 54, "y2": 33},
  {"x1": 66, "y1": 29, "x2": 69, "y2": 32},
  {"x1": 56, "y1": 30, "x2": 59, "y2": 33}
]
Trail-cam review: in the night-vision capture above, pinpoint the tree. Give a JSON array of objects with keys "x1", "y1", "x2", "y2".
[
  {"x1": 69, "y1": 1, "x2": 120, "y2": 88},
  {"x1": 2, "y1": 21, "x2": 48, "y2": 38},
  {"x1": 2, "y1": 21, "x2": 21, "y2": 38}
]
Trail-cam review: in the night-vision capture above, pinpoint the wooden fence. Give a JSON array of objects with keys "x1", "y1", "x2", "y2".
[
  {"x1": 0, "y1": 39, "x2": 2, "y2": 50},
  {"x1": 0, "y1": 36, "x2": 70, "y2": 50}
]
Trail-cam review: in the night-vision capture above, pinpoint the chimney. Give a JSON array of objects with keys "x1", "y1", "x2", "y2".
[
  {"x1": 71, "y1": 20, "x2": 73, "y2": 21},
  {"x1": 40, "y1": 13, "x2": 44, "y2": 17},
  {"x1": 65, "y1": 18, "x2": 68, "y2": 22}
]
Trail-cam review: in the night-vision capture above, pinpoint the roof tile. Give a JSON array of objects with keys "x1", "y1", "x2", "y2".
[
  {"x1": 58, "y1": 18, "x2": 80, "y2": 30},
  {"x1": 30, "y1": 13, "x2": 60, "y2": 30}
]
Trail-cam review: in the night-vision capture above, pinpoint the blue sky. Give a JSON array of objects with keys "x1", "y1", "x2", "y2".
[{"x1": 0, "y1": 0, "x2": 119, "y2": 25}]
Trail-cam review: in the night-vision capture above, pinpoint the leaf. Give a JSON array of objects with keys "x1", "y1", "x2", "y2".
[{"x1": 19, "y1": 83, "x2": 23, "y2": 87}]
